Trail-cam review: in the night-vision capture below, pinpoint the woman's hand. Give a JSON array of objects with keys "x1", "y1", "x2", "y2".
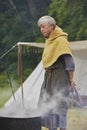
[{"x1": 70, "y1": 80, "x2": 77, "y2": 91}]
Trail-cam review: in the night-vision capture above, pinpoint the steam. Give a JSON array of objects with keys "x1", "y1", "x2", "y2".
[
  {"x1": 0, "y1": 88, "x2": 69, "y2": 118},
  {"x1": 37, "y1": 91, "x2": 69, "y2": 116}
]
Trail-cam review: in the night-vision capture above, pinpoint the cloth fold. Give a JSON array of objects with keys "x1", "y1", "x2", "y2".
[{"x1": 42, "y1": 26, "x2": 72, "y2": 68}]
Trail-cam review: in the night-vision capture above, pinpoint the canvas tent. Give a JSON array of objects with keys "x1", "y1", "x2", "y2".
[{"x1": 0, "y1": 40, "x2": 87, "y2": 117}]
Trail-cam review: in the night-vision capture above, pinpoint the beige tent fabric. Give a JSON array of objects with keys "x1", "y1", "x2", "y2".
[
  {"x1": 5, "y1": 61, "x2": 45, "y2": 110},
  {"x1": 4, "y1": 41, "x2": 87, "y2": 109},
  {"x1": 73, "y1": 50, "x2": 87, "y2": 94},
  {"x1": 70, "y1": 41, "x2": 87, "y2": 95}
]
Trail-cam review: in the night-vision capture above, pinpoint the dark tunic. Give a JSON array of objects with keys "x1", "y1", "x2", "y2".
[{"x1": 39, "y1": 54, "x2": 75, "y2": 129}]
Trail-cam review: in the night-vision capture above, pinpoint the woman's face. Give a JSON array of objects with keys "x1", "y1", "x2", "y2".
[{"x1": 39, "y1": 23, "x2": 54, "y2": 38}]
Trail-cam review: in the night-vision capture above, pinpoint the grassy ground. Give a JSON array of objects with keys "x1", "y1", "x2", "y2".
[
  {"x1": 0, "y1": 87, "x2": 12, "y2": 108},
  {"x1": 0, "y1": 82, "x2": 18, "y2": 108},
  {"x1": 42, "y1": 108, "x2": 87, "y2": 130},
  {"x1": 67, "y1": 108, "x2": 87, "y2": 130}
]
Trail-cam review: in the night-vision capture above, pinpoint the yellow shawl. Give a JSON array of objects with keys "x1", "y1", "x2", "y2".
[{"x1": 42, "y1": 26, "x2": 72, "y2": 68}]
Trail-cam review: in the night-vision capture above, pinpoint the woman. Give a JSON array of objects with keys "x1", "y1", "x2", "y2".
[{"x1": 38, "y1": 15, "x2": 76, "y2": 130}]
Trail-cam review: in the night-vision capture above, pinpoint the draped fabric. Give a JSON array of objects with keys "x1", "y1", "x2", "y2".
[{"x1": 42, "y1": 26, "x2": 72, "y2": 68}]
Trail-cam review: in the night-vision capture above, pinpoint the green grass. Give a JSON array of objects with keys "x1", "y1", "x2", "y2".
[
  {"x1": 0, "y1": 87, "x2": 12, "y2": 108},
  {"x1": 0, "y1": 74, "x2": 19, "y2": 108}
]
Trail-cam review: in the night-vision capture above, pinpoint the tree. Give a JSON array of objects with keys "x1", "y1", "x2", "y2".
[
  {"x1": 0, "y1": 0, "x2": 50, "y2": 81},
  {"x1": 49, "y1": 0, "x2": 87, "y2": 41}
]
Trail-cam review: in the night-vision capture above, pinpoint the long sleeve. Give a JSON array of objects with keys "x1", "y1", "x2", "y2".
[
  {"x1": 63, "y1": 54, "x2": 75, "y2": 71},
  {"x1": 63, "y1": 54, "x2": 76, "y2": 90}
]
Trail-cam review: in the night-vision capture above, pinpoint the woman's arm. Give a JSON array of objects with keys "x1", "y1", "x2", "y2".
[
  {"x1": 68, "y1": 70, "x2": 76, "y2": 90},
  {"x1": 63, "y1": 54, "x2": 76, "y2": 90}
]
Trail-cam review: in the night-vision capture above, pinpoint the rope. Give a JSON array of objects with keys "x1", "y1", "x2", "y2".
[
  {"x1": 0, "y1": 44, "x2": 24, "y2": 106},
  {"x1": 6, "y1": 70, "x2": 16, "y2": 101},
  {"x1": 0, "y1": 44, "x2": 17, "y2": 101},
  {"x1": 0, "y1": 44, "x2": 17, "y2": 60}
]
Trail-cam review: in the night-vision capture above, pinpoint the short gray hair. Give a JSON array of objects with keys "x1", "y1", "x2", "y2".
[{"x1": 38, "y1": 15, "x2": 56, "y2": 28}]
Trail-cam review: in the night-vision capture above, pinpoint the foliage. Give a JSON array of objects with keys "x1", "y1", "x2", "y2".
[{"x1": 49, "y1": 0, "x2": 87, "y2": 40}]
